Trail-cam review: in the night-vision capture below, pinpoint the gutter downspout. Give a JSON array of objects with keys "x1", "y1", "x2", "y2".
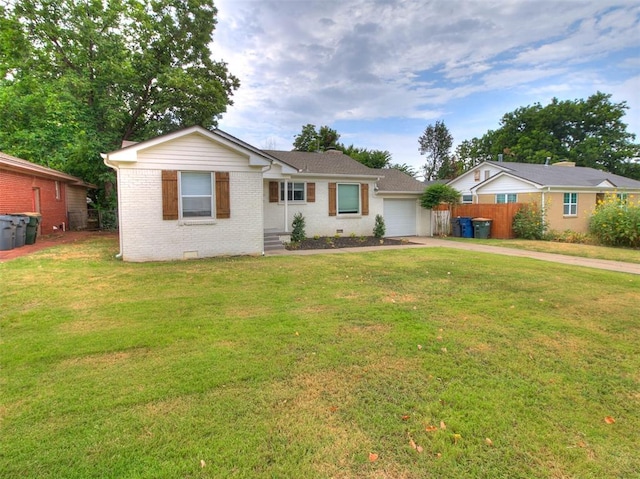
[{"x1": 101, "y1": 153, "x2": 123, "y2": 259}]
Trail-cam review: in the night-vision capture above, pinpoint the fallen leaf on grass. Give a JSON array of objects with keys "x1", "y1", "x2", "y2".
[
  {"x1": 408, "y1": 434, "x2": 424, "y2": 454},
  {"x1": 425, "y1": 425, "x2": 438, "y2": 432},
  {"x1": 369, "y1": 452, "x2": 378, "y2": 462},
  {"x1": 485, "y1": 438, "x2": 493, "y2": 446},
  {"x1": 200, "y1": 460, "x2": 206, "y2": 468},
  {"x1": 452, "y1": 433, "x2": 462, "y2": 444},
  {"x1": 577, "y1": 441, "x2": 586, "y2": 448},
  {"x1": 329, "y1": 406, "x2": 338, "y2": 413},
  {"x1": 440, "y1": 347, "x2": 448, "y2": 353},
  {"x1": 417, "y1": 344, "x2": 422, "y2": 350},
  {"x1": 604, "y1": 416, "x2": 616, "y2": 424},
  {"x1": 401, "y1": 415, "x2": 410, "y2": 421}
]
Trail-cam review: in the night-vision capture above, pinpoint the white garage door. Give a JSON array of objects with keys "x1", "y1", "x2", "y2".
[{"x1": 383, "y1": 199, "x2": 417, "y2": 237}]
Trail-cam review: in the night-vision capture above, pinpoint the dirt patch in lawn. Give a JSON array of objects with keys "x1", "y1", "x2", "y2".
[{"x1": 287, "y1": 236, "x2": 413, "y2": 250}]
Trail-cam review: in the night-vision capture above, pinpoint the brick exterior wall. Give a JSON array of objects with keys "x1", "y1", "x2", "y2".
[
  {"x1": 0, "y1": 168, "x2": 68, "y2": 234},
  {"x1": 118, "y1": 169, "x2": 263, "y2": 262}
]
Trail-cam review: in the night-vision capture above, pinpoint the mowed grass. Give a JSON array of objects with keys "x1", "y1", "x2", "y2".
[{"x1": 1, "y1": 236, "x2": 639, "y2": 479}]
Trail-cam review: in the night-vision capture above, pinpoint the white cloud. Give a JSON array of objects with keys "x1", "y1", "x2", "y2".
[{"x1": 212, "y1": 0, "x2": 640, "y2": 163}]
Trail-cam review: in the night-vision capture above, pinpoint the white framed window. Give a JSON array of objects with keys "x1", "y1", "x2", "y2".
[
  {"x1": 337, "y1": 183, "x2": 360, "y2": 214},
  {"x1": 473, "y1": 171, "x2": 481, "y2": 181},
  {"x1": 563, "y1": 193, "x2": 577, "y2": 216},
  {"x1": 280, "y1": 182, "x2": 305, "y2": 202},
  {"x1": 484, "y1": 170, "x2": 490, "y2": 180},
  {"x1": 462, "y1": 194, "x2": 473, "y2": 204},
  {"x1": 180, "y1": 172, "x2": 214, "y2": 217},
  {"x1": 496, "y1": 193, "x2": 517, "y2": 204}
]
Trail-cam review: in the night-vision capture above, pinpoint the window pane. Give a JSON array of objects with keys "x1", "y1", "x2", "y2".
[
  {"x1": 183, "y1": 197, "x2": 212, "y2": 217},
  {"x1": 563, "y1": 193, "x2": 577, "y2": 215},
  {"x1": 280, "y1": 182, "x2": 305, "y2": 201},
  {"x1": 507, "y1": 194, "x2": 517, "y2": 203},
  {"x1": 496, "y1": 194, "x2": 505, "y2": 204},
  {"x1": 181, "y1": 172, "x2": 212, "y2": 217},
  {"x1": 182, "y1": 172, "x2": 211, "y2": 195},
  {"x1": 338, "y1": 184, "x2": 359, "y2": 213},
  {"x1": 293, "y1": 183, "x2": 305, "y2": 201}
]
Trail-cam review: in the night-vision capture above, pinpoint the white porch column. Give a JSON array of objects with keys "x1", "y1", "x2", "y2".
[{"x1": 283, "y1": 179, "x2": 289, "y2": 232}]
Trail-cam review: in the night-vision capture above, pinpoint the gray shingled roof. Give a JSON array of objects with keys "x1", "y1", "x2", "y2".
[
  {"x1": 486, "y1": 161, "x2": 640, "y2": 188},
  {"x1": 373, "y1": 168, "x2": 429, "y2": 192},
  {"x1": 263, "y1": 150, "x2": 379, "y2": 176}
]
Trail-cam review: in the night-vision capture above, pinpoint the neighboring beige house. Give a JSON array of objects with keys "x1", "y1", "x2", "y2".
[
  {"x1": 102, "y1": 126, "x2": 430, "y2": 262},
  {"x1": 448, "y1": 160, "x2": 640, "y2": 233}
]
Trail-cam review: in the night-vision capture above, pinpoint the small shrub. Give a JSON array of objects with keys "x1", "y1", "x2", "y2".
[
  {"x1": 290, "y1": 212, "x2": 306, "y2": 243},
  {"x1": 589, "y1": 194, "x2": 640, "y2": 248},
  {"x1": 373, "y1": 214, "x2": 386, "y2": 238},
  {"x1": 512, "y1": 203, "x2": 546, "y2": 240}
]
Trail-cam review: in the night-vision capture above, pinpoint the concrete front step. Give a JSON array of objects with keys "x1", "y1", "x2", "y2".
[{"x1": 264, "y1": 231, "x2": 286, "y2": 252}]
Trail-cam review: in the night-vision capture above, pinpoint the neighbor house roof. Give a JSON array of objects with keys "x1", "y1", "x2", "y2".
[
  {"x1": 263, "y1": 150, "x2": 380, "y2": 177},
  {"x1": 0, "y1": 151, "x2": 95, "y2": 188},
  {"x1": 478, "y1": 161, "x2": 640, "y2": 189}
]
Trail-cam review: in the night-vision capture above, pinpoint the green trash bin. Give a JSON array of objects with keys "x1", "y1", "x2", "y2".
[
  {"x1": 24, "y1": 213, "x2": 42, "y2": 245},
  {"x1": 0, "y1": 215, "x2": 17, "y2": 251},
  {"x1": 472, "y1": 218, "x2": 492, "y2": 239}
]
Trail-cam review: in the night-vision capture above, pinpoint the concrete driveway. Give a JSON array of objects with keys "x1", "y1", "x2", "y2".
[{"x1": 279, "y1": 237, "x2": 640, "y2": 275}]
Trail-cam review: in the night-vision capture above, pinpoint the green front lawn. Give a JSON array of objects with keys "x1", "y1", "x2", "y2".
[{"x1": 1, "y1": 236, "x2": 638, "y2": 478}]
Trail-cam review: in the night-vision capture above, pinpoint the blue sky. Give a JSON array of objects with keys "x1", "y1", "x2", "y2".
[{"x1": 211, "y1": 0, "x2": 640, "y2": 176}]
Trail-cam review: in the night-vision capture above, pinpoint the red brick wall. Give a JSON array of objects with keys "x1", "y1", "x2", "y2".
[{"x1": 0, "y1": 168, "x2": 68, "y2": 234}]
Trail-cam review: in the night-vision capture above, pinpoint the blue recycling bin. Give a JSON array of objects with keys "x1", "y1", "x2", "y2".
[{"x1": 459, "y1": 217, "x2": 474, "y2": 238}]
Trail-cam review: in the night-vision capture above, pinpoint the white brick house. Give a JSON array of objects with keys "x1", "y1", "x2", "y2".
[{"x1": 103, "y1": 126, "x2": 430, "y2": 262}]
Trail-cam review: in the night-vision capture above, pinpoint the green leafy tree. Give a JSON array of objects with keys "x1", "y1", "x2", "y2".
[
  {"x1": 293, "y1": 124, "x2": 340, "y2": 151},
  {"x1": 418, "y1": 121, "x2": 453, "y2": 180},
  {"x1": 468, "y1": 93, "x2": 640, "y2": 177},
  {"x1": 0, "y1": 0, "x2": 239, "y2": 196},
  {"x1": 420, "y1": 183, "x2": 460, "y2": 209},
  {"x1": 341, "y1": 144, "x2": 392, "y2": 168}
]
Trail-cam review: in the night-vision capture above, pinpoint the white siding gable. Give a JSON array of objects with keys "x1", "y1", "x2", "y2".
[
  {"x1": 128, "y1": 133, "x2": 255, "y2": 172},
  {"x1": 448, "y1": 163, "x2": 505, "y2": 194},
  {"x1": 474, "y1": 174, "x2": 540, "y2": 195}
]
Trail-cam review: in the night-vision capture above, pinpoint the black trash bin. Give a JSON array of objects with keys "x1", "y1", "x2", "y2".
[
  {"x1": 472, "y1": 218, "x2": 493, "y2": 239},
  {"x1": 0, "y1": 215, "x2": 17, "y2": 251},
  {"x1": 450, "y1": 217, "x2": 462, "y2": 237},
  {"x1": 11, "y1": 215, "x2": 29, "y2": 247},
  {"x1": 24, "y1": 213, "x2": 42, "y2": 245}
]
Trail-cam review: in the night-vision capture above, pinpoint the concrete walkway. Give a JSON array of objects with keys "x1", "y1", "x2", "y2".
[{"x1": 273, "y1": 237, "x2": 640, "y2": 275}]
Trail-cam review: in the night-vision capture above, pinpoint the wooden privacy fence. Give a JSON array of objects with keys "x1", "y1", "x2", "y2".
[{"x1": 450, "y1": 203, "x2": 524, "y2": 239}]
